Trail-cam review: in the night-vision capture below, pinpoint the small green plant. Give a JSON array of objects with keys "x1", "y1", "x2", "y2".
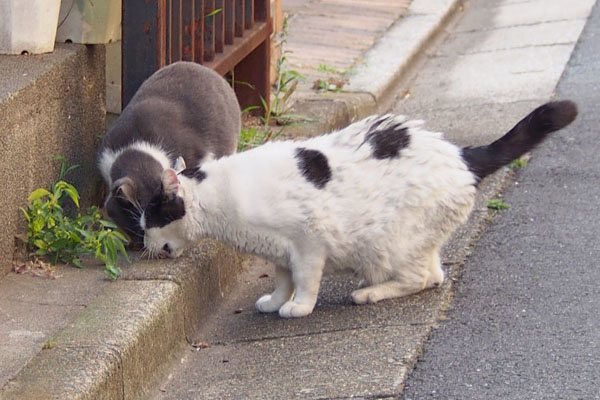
[
  {"x1": 205, "y1": 8, "x2": 222, "y2": 18},
  {"x1": 487, "y1": 198, "x2": 510, "y2": 210},
  {"x1": 317, "y1": 63, "x2": 343, "y2": 75},
  {"x1": 238, "y1": 125, "x2": 282, "y2": 152},
  {"x1": 42, "y1": 338, "x2": 57, "y2": 350},
  {"x1": 236, "y1": 16, "x2": 313, "y2": 152},
  {"x1": 509, "y1": 158, "x2": 528, "y2": 169},
  {"x1": 21, "y1": 156, "x2": 129, "y2": 279},
  {"x1": 260, "y1": 16, "x2": 307, "y2": 126},
  {"x1": 237, "y1": 103, "x2": 286, "y2": 152},
  {"x1": 314, "y1": 63, "x2": 353, "y2": 93},
  {"x1": 312, "y1": 77, "x2": 348, "y2": 93}
]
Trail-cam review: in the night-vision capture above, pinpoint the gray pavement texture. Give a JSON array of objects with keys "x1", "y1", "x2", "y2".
[
  {"x1": 1, "y1": 0, "x2": 597, "y2": 398},
  {"x1": 402, "y1": 1, "x2": 600, "y2": 398}
]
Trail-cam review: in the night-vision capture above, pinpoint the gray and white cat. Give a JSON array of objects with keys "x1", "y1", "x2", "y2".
[
  {"x1": 98, "y1": 61, "x2": 241, "y2": 246},
  {"x1": 141, "y1": 101, "x2": 577, "y2": 318}
]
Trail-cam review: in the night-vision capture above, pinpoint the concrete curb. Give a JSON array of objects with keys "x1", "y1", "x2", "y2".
[
  {"x1": 0, "y1": 242, "x2": 245, "y2": 400},
  {"x1": 346, "y1": 0, "x2": 462, "y2": 108},
  {"x1": 0, "y1": 280, "x2": 184, "y2": 400}
]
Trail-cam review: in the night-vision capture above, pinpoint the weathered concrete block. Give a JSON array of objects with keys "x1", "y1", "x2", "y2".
[
  {"x1": 0, "y1": 345, "x2": 123, "y2": 400},
  {"x1": 0, "y1": 43, "x2": 105, "y2": 279},
  {"x1": 0, "y1": 280, "x2": 185, "y2": 400},
  {"x1": 121, "y1": 239, "x2": 246, "y2": 340}
]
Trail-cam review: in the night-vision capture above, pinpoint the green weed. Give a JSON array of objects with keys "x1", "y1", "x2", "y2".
[
  {"x1": 42, "y1": 338, "x2": 57, "y2": 350},
  {"x1": 317, "y1": 64, "x2": 343, "y2": 75},
  {"x1": 509, "y1": 158, "x2": 528, "y2": 169},
  {"x1": 205, "y1": 8, "x2": 222, "y2": 18},
  {"x1": 238, "y1": 125, "x2": 281, "y2": 152},
  {"x1": 312, "y1": 77, "x2": 348, "y2": 93},
  {"x1": 20, "y1": 156, "x2": 129, "y2": 280},
  {"x1": 487, "y1": 198, "x2": 510, "y2": 210},
  {"x1": 261, "y1": 16, "x2": 307, "y2": 126},
  {"x1": 236, "y1": 16, "x2": 312, "y2": 151},
  {"x1": 314, "y1": 62, "x2": 352, "y2": 93}
]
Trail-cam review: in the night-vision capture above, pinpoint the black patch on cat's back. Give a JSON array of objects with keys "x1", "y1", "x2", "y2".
[
  {"x1": 180, "y1": 166, "x2": 207, "y2": 182},
  {"x1": 143, "y1": 191, "x2": 186, "y2": 229},
  {"x1": 295, "y1": 147, "x2": 332, "y2": 189},
  {"x1": 366, "y1": 117, "x2": 410, "y2": 159}
]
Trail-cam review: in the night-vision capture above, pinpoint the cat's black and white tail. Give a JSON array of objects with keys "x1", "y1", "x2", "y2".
[{"x1": 462, "y1": 100, "x2": 578, "y2": 182}]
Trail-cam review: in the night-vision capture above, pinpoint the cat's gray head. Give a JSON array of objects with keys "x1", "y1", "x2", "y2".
[
  {"x1": 141, "y1": 167, "x2": 201, "y2": 258},
  {"x1": 105, "y1": 176, "x2": 147, "y2": 246},
  {"x1": 102, "y1": 148, "x2": 185, "y2": 247}
]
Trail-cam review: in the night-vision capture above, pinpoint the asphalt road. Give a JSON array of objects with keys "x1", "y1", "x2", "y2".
[{"x1": 401, "y1": 1, "x2": 600, "y2": 399}]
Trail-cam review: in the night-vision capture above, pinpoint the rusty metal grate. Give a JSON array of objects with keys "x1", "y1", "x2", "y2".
[{"x1": 122, "y1": 0, "x2": 271, "y2": 113}]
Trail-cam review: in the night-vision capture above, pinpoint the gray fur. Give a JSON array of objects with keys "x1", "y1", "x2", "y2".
[{"x1": 98, "y1": 61, "x2": 241, "y2": 245}]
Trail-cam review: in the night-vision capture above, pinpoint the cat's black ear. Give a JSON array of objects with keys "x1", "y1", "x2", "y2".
[
  {"x1": 161, "y1": 168, "x2": 180, "y2": 199},
  {"x1": 111, "y1": 177, "x2": 136, "y2": 204}
]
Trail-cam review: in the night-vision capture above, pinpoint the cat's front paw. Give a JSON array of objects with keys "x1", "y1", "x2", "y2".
[
  {"x1": 256, "y1": 294, "x2": 282, "y2": 313},
  {"x1": 278, "y1": 301, "x2": 314, "y2": 318}
]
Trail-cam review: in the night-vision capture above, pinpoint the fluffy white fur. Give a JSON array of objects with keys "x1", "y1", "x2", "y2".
[{"x1": 142, "y1": 114, "x2": 477, "y2": 318}]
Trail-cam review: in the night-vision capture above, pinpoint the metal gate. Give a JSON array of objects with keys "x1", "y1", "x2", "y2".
[{"x1": 122, "y1": 0, "x2": 271, "y2": 113}]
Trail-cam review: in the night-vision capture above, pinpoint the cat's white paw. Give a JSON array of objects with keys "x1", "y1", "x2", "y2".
[
  {"x1": 278, "y1": 301, "x2": 314, "y2": 318},
  {"x1": 351, "y1": 288, "x2": 383, "y2": 304},
  {"x1": 255, "y1": 294, "x2": 281, "y2": 313}
]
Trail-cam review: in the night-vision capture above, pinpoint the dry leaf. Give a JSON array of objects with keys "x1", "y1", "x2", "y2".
[{"x1": 12, "y1": 258, "x2": 61, "y2": 279}]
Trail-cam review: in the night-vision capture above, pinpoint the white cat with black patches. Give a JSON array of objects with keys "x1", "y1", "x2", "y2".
[
  {"x1": 141, "y1": 101, "x2": 577, "y2": 318},
  {"x1": 98, "y1": 61, "x2": 241, "y2": 246}
]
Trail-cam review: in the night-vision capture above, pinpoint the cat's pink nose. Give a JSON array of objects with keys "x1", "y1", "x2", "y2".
[{"x1": 158, "y1": 243, "x2": 172, "y2": 259}]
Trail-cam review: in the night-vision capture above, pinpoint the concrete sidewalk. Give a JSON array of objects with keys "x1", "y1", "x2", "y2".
[{"x1": 0, "y1": 0, "x2": 516, "y2": 398}]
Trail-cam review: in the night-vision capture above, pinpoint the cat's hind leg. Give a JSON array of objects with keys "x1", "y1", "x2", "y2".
[
  {"x1": 351, "y1": 280, "x2": 423, "y2": 304},
  {"x1": 256, "y1": 264, "x2": 294, "y2": 313},
  {"x1": 352, "y1": 250, "x2": 444, "y2": 304}
]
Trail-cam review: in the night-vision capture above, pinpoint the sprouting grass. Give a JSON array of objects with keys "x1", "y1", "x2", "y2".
[
  {"x1": 238, "y1": 124, "x2": 283, "y2": 152},
  {"x1": 205, "y1": 8, "x2": 222, "y2": 18},
  {"x1": 312, "y1": 77, "x2": 348, "y2": 93},
  {"x1": 509, "y1": 158, "x2": 528, "y2": 169},
  {"x1": 317, "y1": 64, "x2": 343, "y2": 75},
  {"x1": 487, "y1": 198, "x2": 510, "y2": 210},
  {"x1": 314, "y1": 62, "x2": 352, "y2": 93}
]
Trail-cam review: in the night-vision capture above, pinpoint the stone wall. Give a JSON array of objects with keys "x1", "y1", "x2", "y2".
[{"x1": 0, "y1": 43, "x2": 106, "y2": 279}]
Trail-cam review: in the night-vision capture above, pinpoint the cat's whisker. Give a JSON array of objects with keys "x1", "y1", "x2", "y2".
[
  {"x1": 131, "y1": 199, "x2": 143, "y2": 214},
  {"x1": 122, "y1": 206, "x2": 141, "y2": 219},
  {"x1": 145, "y1": 249, "x2": 155, "y2": 261},
  {"x1": 138, "y1": 247, "x2": 149, "y2": 260}
]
